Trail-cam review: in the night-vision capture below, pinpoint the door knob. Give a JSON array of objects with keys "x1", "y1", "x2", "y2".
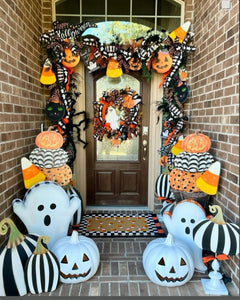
[{"x1": 143, "y1": 139, "x2": 147, "y2": 160}]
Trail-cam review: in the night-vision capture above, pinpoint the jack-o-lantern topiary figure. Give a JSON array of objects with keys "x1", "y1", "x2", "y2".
[
  {"x1": 143, "y1": 233, "x2": 194, "y2": 287},
  {"x1": 152, "y1": 51, "x2": 172, "y2": 74},
  {"x1": 51, "y1": 230, "x2": 100, "y2": 283}
]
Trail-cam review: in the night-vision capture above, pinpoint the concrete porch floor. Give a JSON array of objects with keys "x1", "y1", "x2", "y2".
[{"x1": 28, "y1": 209, "x2": 239, "y2": 297}]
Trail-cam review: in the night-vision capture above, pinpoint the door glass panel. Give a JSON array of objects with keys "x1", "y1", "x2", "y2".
[{"x1": 96, "y1": 75, "x2": 140, "y2": 161}]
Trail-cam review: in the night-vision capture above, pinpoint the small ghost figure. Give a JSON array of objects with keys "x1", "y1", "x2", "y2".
[
  {"x1": 162, "y1": 199, "x2": 207, "y2": 273},
  {"x1": 105, "y1": 107, "x2": 120, "y2": 130},
  {"x1": 12, "y1": 181, "x2": 81, "y2": 250}
]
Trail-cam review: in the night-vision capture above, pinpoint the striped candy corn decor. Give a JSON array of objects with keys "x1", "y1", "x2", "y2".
[{"x1": 21, "y1": 157, "x2": 46, "y2": 189}]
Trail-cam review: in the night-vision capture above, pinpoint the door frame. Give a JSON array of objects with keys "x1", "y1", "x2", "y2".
[{"x1": 74, "y1": 62, "x2": 163, "y2": 211}]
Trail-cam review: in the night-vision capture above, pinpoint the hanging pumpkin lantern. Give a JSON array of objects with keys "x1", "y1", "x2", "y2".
[
  {"x1": 128, "y1": 56, "x2": 142, "y2": 71},
  {"x1": 25, "y1": 236, "x2": 60, "y2": 294},
  {"x1": 173, "y1": 151, "x2": 214, "y2": 173},
  {"x1": 193, "y1": 205, "x2": 239, "y2": 256},
  {"x1": 143, "y1": 233, "x2": 194, "y2": 287},
  {"x1": 181, "y1": 130, "x2": 211, "y2": 153},
  {"x1": 62, "y1": 47, "x2": 80, "y2": 68},
  {"x1": 35, "y1": 128, "x2": 63, "y2": 150},
  {"x1": 152, "y1": 51, "x2": 172, "y2": 74},
  {"x1": 0, "y1": 218, "x2": 41, "y2": 296},
  {"x1": 51, "y1": 230, "x2": 100, "y2": 283},
  {"x1": 106, "y1": 58, "x2": 123, "y2": 78},
  {"x1": 155, "y1": 167, "x2": 171, "y2": 201}
]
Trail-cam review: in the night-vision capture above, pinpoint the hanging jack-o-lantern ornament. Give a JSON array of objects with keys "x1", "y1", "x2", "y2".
[
  {"x1": 128, "y1": 56, "x2": 142, "y2": 71},
  {"x1": 62, "y1": 47, "x2": 80, "y2": 68},
  {"x1": 52, "y1": 230, "x2": 100, "y2": 283},
  {"x1": 152, "y1": 51, "x2": 172, "y2": 74},
  {"x1": 106, "y1": 58, "x2": 123, "y2": 78},
  {"x1": 143, "y1": 233, "x2": 194, "y2": 287}
]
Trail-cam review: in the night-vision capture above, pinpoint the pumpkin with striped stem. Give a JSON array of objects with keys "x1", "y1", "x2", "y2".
[
  {"x1": 0, "y1": 218, "x2": 41, "y2": 296},
  {"x1": 25, "y1": 236, "x2": 60, "y2": 294},
  {"x1": 193, "y1": 205, "x2": 239, "y2": 256},
  {"x1": 52, "y1": 230, "x2": 100, "y2": 283}
]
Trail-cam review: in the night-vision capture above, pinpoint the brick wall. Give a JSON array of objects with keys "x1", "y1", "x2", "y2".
[
  {"x1": 188, "y1": 0, "x2": 239, "y2": 288},
  {"x1": 0, "y1": 0, "x2": 45, "y2": 240}
]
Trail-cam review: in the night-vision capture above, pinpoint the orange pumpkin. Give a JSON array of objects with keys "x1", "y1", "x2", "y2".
[
  {"x1": 152, "y1": 51, "x2": 172, "y2": 74},
  {"x1": 35, "y1": 129, "x2": 63, "y2": 149},
  {"x1": 40, "y1": 164, "x2": 72, "y2": 186},
  {"x1": 62, "y1": 48, "x2": 80, "y2": 68},
  {"x1": 159, "y1": 155, "x2": 168, "y2": 166},
  {"x1": 169, "y1": 169, "x2": 202, "y2": 193},
  {"x1": 128, "y1": 57, "x2": 142, "y2": 71},
  {"x1": 182, "y1": 130, "x2": 211, "y2": 153}
]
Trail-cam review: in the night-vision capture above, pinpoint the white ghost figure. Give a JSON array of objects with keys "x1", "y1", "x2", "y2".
[
  {"x1": 12, "y1": 181, "x2": 81, "y2": 250},
  {"x1": 105, "y1": 107, "x2": 120, "y2": 130},
  {"x1": 162, "y1": 199, "x2": 207, "y2": 273}
]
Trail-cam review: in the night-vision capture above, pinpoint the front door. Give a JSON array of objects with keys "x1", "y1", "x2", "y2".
[{"x1": 86, "y1": 70, "x2": 150, "y2": 206}]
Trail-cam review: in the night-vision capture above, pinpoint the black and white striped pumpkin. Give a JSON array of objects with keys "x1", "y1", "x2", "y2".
[
  {"x1": 155, "y1": 173, "x2": 171, "y2": 200},
  {"x1": 174, "y1": 151, "x2": 214, "y2": 173},
  {"x1": 25, "y1": 236, "x2": 60, "y2": 294},
  {"x1": 29, "y1": 148, "x2": 69, "y2": 168},
  {"x1": 193, "y1": 205, "x2": 239, "y2": 255},
  {"x1": 160, "y1": 201, "x2": 176, "y2": 218},
  {"x1": 0, "y1": 218, "x2": 40, "y2": 296},
  {"x1": 66, "y1": 186, "x2": 83, "y2": 226}
]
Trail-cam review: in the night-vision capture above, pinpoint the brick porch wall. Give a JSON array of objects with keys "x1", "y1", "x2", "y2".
[
  {"x1": 188, "y1": 0, "x2": 239, "y2": 288},
  {"x1": 0, "y1": 0, "x2": 45, "y2": 239}
]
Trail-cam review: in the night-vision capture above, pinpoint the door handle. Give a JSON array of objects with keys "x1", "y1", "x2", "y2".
[{"x1": 142, "y1": 139, "x2": 147, "y2": 160}]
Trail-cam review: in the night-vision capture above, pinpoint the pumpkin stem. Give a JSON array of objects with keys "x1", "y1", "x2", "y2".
[
  {"x1": 195, "y1": 129, "x2": 202, "y2": 135},
  {"x1": 165, "y1": 233, "x2": 174, "y2": 246},
  {"x1": 0, "y1": 218, "x2": 25, "y2": 248},
  {"x1": 70, "y1": 230, "x2": 79, "y2": 244},
  {"x1": 33, "y1": 235, "x2": 49, "y2": 255},
  {"x1": 209, "y1": 205, "x2": 226, "y2": 225}
]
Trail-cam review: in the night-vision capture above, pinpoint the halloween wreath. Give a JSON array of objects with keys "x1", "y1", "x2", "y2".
[{"x1": 93, "y1": 88, "x2": 142, "y2": 145}]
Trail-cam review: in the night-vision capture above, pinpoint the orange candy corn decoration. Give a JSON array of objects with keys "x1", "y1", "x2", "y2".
[
  {"x1": 171, "y1": 135, "x2": 184, "y2": 156},
  {"x1": 106, "y1": 58, "x2": 123, "y2": 78},
  {"x1": 21, "y1": 157, "x2": 46, "y2": 189},
  {"x1": 40, "y1": 58, "x2": 56, "y2": 85},
  {"x1": 169, "y1": 21, "x2": 191, "y2": 43},
  {"x1": 196, "y1": 161, "x2": 221, "y2": 195}
]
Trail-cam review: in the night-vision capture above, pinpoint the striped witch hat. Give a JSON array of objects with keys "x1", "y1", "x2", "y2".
[
  {"x1": 195, "y1": 161, "x2": 221, "y2": 195},
  {"x1": 21, "y1": 157, "x2": 46, "y2": 189}
]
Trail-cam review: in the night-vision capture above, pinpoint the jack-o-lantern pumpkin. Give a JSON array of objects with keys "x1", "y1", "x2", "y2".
[
  {"x1": 143, "y1": 233, "x2": 194, "y2": 286},
  {"x1": 51, "y1": 230, "x2": 100, "y2": 283},
  {"x1": 152, "y1": 51, "x2": 172, "y2": 74},
  {"x1": 181, "y1": 130, "x2": 211, "y2": 153},
  {"x1": 62, "y1": 48, "x2": 80, "y2": 68},
  {"x1": 35, "y1": 128, "x2": 63, "y2": 149},
  {"x1": 128, "y1": 56, "x2": 142, "y2": 71}
]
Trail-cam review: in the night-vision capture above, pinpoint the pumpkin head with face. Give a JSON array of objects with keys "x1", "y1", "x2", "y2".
[
  {"x1": 52, "y1": 231, "x2": 100, "y2": 283},
  {"x1": 143, "y1": 233, "x2": 194, "y2": 286},
  {"x1": 62, "y1": 47, "x2": 80, "y2": 68},
  {"x1": 152, "y1": 51, "x2": 172, "y2": 74},
  {"x1": 128, "y1": 56, "x2": 142, "y2": 71}
]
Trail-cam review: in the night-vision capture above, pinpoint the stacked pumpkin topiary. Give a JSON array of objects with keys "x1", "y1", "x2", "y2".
[
  {"x1": 29, "y1": 127, "x2": 72, "y2": 186},
  {"x1": 169, "y1": 130, "x2": 214, "y2": 210}
]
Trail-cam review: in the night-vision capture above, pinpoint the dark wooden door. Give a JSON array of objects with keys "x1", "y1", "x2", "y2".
[{"x1": 86, "y1": 70, "x2": 150, "y2": 206}]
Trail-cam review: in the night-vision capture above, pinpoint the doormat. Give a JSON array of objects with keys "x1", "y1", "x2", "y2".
[{"x1": 72, "y1": 213, "x2": 166, "y2": 237}]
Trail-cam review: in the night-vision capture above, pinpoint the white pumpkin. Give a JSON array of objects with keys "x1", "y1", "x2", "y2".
[
  {"x1": 143, "y1": 233, "x2": 194, "y2": 287},
  {"x1": 52, "y1": 231, "x2": 100, "y2": 283}
]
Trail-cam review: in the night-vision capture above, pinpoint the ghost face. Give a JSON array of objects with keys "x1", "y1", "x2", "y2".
[{"x1": 12, "y1": 181, "x2": 80, "y2": 249}]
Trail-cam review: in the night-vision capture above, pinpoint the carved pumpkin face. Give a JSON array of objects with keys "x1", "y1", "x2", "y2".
[
  {"x1": 52, "y1": 231, "x2": 100, "y2": 283},
  {"x1": 45, "y1": 102, "x2": 66, "y2": 121},
  {"x1": 152, "y1": 51, "x2": 172, "y2": 74},
  {"x1": 62, "y1": 48, "x2": 80, "y2": 68},
  {"x1": 143, "y1": 233, "x2": 194, "y2": 287},
  {"x1": 128, "y1": 57, "x2": 142, "y2": 71}
]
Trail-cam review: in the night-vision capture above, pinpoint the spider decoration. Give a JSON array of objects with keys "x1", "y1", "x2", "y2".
[{"x1": 39, "y1": 21, "x2": 96, "y2": 163}]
